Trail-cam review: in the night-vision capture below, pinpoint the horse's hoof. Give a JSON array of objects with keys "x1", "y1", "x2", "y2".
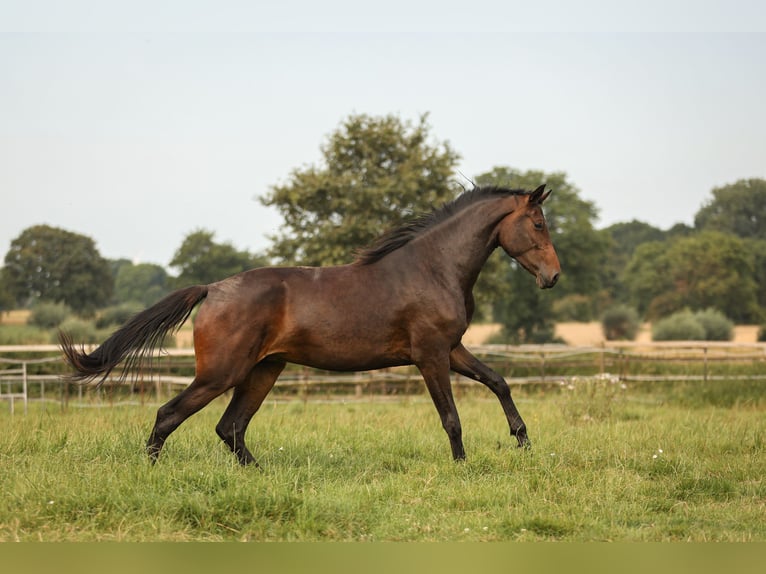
[{"x1": 516, "y1": 436, "x2": 532, "y2": 450}]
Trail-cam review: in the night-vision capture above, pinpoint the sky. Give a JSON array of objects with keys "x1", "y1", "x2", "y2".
[{"x1": 2, "y1": 1, "x2": 765, "y2": 270}]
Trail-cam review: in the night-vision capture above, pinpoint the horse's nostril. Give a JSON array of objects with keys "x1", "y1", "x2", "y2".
[{"x1": 550, "y1": 272, "x2": 560, "y2": 286}]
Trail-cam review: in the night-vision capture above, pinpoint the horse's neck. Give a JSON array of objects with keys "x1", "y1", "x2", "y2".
[{"x1": 411, "y1": 198, "x2": 511, "y2": 292}]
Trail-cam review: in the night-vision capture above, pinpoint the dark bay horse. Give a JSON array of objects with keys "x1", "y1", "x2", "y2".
[{"x1": 60, "y1": 185, "x2": 560, "y2": 464}]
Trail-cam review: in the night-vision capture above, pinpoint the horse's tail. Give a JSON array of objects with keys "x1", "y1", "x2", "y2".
[{"x1": 59, "y1": 285, "x2": 209, "y2": 385}]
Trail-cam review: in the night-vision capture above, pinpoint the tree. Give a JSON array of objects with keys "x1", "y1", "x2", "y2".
[
  {"x1": 0, "y1": 269, "x2": 16, "y2": 314},
  {"x1": 602, "y1": 220, "x2": 665, "y2": 303},
  {"x1": 620, "y1": 241, "x2": 669, "y2": 317},
  {"x1": 2, "y1": 225, "x2": 112, "y2": 314},
  {"x1": 113, "y1": 262, "x2": 170, "y2": 307},
  {"x1": 694, "y1": 178, "x2": 766, "y2": 240},
  {"x1": 473, "y1": 167, "x2": 609, "y2": 342},
  {"x1": 490, "y1": 262, "x2": 560, "y2": 343},
  {"x1": 623, "y1": 231, "x2": 761, "y2": 323},
  {"x1": 746, "y1": 238, "x2": 766, "y2": 313},
  {"x1": 170, "y1": 229, "x2": 266, "y2": 287},
  {"x1": 604, "y1": 220, "x2": 665, "y2": 267},
  {"x1": 261, "y1": 113, "x2": 461, "y2": 265}
]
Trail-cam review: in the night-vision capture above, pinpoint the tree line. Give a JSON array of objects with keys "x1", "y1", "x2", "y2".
[{"x1": 1, "y1": 113, "x2": 765, "y2": 343}]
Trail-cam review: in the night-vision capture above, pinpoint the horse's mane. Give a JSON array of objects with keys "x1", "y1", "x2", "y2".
[{"x1": 353, "y1": 186, "x2": 530, "y2": 265}]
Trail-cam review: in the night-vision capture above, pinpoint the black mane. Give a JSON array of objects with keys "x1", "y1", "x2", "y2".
[{"x1": 354, "y1": 186, "x2": 530, "y2": 265}]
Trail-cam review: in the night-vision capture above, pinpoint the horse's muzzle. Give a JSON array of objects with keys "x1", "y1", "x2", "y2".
[{"x1": 537, "y1": 271, "x2": 560, "y2": 289}]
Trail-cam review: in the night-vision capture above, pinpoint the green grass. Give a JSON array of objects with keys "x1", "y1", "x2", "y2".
[
  {"x1": 0, "y1": 385, "x2": 764, "y2": 541},
  {"x1": 0, "y1": 324, "x2": 51, "y2": 345}
]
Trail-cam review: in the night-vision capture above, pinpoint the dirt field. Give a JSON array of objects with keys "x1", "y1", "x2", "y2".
[
  {"x1": 463, "y1": 322, "x2": 760, "y2": 346},
  {"x1": 0, "y1": 310, "x2": 31, "y2": 325}
]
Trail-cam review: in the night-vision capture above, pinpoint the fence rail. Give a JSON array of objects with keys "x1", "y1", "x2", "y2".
[{"x1": 1, "y1": 341, "x2": 765, "y2": 411}]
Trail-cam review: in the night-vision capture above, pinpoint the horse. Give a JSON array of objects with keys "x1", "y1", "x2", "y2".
[{"x1": 59, "y1": 184, "x2": 560, "y2": 465}]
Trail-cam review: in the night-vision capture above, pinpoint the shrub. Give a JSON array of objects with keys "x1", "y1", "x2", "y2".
[
  {"x1": 758, "y1": 325, "x2": 766, "y2": 342},
  {"x1": 693, "y1": 308, "x2": 733, "y2": 341},
  {"x1": 488, "y1": 324, "x2": 564, "y2": 345},
  {"x1": 652, "y1": 310, "x2": 706, "y2": 341},
  {"x1": 651, "y1": 308, "x2": 734, "y2": 341},
  {"x1": 29, "y1": 301, "x2": 72, "y2": 329},
  {"x1": 552, "y1": 294, "x2": 593, "y2": 322},
  {"x1": 601, "y1": 305, "x2": 640, "y2": 341},
  {"x1": 96, "y1": 302, "x2": 142, "y2": 329},
  {"x1": 55, "y1": 317, "x2": 100, "y2": 344}
]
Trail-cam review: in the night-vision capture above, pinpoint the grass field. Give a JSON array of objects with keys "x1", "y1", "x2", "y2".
[{"x1": 0, "y1": 381, "x2": 764, "y2": 542}]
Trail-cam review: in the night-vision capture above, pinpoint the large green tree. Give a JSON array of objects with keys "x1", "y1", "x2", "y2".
[
  {"x1": 623, "y1": 231, "x2": 761, "y2": 323},
  {"x1": 0, "y1": 270, "x2": 16, "y2": 314},
  {"x1": 261, "y1": 113, "x2": 461, "y2": 265},
  {"x1": 113, "y1": 261, "x2": 170, "y2": 307},
  {"x1": 602, "y1": 220, "x2": 666, "y2": 303},
  {"x1": 694, "y1": 178, "x2": 766, "y2": 240},
  {"x1": 604, "y1": 220, "x2": 665, "y2": 268},
  {"x1": 473, "y1": 167, "x2": 609, "y2": 342},
  {"x1": 746, "y1": 238, "x2": 766, "y2": 313},
  {"x1": 170, "y1": 229, "x2": 266, "y2": 287},
  {"x1": 3, "y1": 225, "x2": 112, "y2": 314}
]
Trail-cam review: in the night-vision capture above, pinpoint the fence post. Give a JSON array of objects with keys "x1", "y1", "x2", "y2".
[
  {"x1": 600, "y1": 342, "x2": 606, "y2": 376},
  {"x1": 703, "y1": 346, "x2": 708, "y2": 383},
  {"x1": 540, "y1": 351, "x2": 546, "y2": 382},
  {"x1": 22, "y1": 361, "x2": 28, "y2": 415}
]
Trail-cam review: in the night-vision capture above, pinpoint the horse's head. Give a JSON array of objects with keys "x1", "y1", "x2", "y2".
[{"x1": 497, "y1": 184, "x2": 561, "y2": 289}]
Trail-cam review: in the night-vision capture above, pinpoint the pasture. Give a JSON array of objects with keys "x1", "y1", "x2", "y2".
[{"x1": 1, "y1": 380, "x2": 763, "y2": 542}]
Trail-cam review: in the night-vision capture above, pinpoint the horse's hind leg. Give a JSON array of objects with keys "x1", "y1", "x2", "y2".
[
  {"x1": 146, "y1": 377, "x2": 231, "y2": 462},
  {"x1": 216, "y1": 360, "x2": 285, "y2": 466}
]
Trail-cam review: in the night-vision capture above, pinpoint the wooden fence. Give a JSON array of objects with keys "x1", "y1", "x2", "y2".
[{"x1": 1, "y1": 341, "x2": 765, "y2": 411}]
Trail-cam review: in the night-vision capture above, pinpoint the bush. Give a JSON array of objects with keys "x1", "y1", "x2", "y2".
[
  {"x1": 693, "y1": 308, "x2": 733, "y2": 341},
  {"x1": 552, "y1": 294, "x2": 594, "y2": 322},
  {"x1": 29, "y1": 301, "x2": 72, "y2": 329},
  {"x1": 652, "y1": 310, "x2": 706, "y2": 341},
  {"x1": 758, "y1": 325, "x2": 766, "y2": 342},
  {"x1": 488, "y1": 324, "x2": 564, "y2": 345},
  {"x1": 96, "y1": 302, "x2": 142, "y2": 329},
  {"x1": 652, "y1": 308, "x2": 734, "y2": 341},
  {"x1": 601, "y1": 305, "x2": 640, "y2": 341},
  {"x1": 55, "y1": 317, "x2": 100, "y2": 344}
]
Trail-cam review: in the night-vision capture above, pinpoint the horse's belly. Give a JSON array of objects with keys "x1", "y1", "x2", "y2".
[
  {"x1": 280, "y1": 352, "x2": 411, "y2": 373},
  {"x1": 271, "y1": 327, "x2": 413, "y2": 372}
]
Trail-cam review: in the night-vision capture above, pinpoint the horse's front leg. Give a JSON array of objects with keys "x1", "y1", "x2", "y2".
[
  {"x1": 449, "y1": 343, "x2": 530, "y2": 448},
  {"x1": 416, "y1": 351, "x2": 465, "y2": 461}
]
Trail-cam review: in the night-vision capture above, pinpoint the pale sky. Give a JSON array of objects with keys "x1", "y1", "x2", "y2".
[{"x1": 2, "y1": 1, "x2": 765, "y2": 270}]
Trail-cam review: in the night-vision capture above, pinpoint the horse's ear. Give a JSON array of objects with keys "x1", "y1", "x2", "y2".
[{"x1": 529, "y1": 184, "x2": 550, "y2": 204}]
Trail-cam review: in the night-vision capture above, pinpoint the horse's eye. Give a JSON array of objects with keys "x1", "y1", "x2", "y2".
[{"x1": 534, "y1": 222, "x2": 544, "y2": 231}]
